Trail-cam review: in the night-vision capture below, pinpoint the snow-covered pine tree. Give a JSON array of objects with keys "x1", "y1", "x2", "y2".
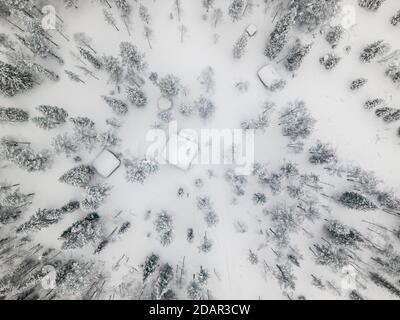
[
  {"x1": 264, "y1": 8, "x2": 296, "y2": 59},
  {"x1": 375, "y1": 106, "x2": 400, "y2": 123},
  {"x1": 119, "y1": 41, "x2": 146, "y2": 72},
  {"x1": 59, "y1": 165, "x2": 95, "y2": 188},
  {"x1": 325, "y1": 25, "x2": 344, "y2": 48},
  {"x1": 80, "y1": 184, "x2": 111, "y2": 212},
  {"x1": 17, "y1": 201, "x2": 80, "y2": 232},
  {"x1": 358, "y1": 0, "x2": 386, "y2": 12},
  {"x1": 59, "y1": 212, "x2": 103, "y2": 249},
  {"x1": 124, "y1": 157, "x2": 158, "y2": 183},
  {"x1": 308, "y1": 141, "x2": 336, "y2": 164},
  {"x1": 391, "y1": 10, "x2": 400, "y2": 26},
  {"x1": 31, "y1": 105, "x2": 68, "y2": 130},
  {"x1": 158, "y1": 74, "x2": 180, "y2": 98},
  {"x1": 102, "y1": 96, "x2": 128, "y2": 115},
  {"x1": 385, "y1": 64, "x2": 400, "y2": 86},
  {"x1": 284, "y1": 39, "x2": 312, "y2": 72},
  {"x1": 70, "y1": 116, "x2": 98, "y2": 150},
  {"x1": 360, "y1": 40, "x2": 390, "y2": 63},
  {"x1": 350, "y1": 78, "x2": 368, "y2": 90},
  {"x1": 0, "y1": 107, "x2": 29, "y2": 123},
  {"x1": 313, "y1": 243, "x2": 348, "y2": 269},
  {"x1": 101, "y1": 55, "x2": 123, "y2": 85},
  {"x1": 293, "y1": 0, "x2": 341, "y2": 32},
  {"x1": 0, "y1": 60, "x2": 34, "y2": 96},
  {"x1": 339, "y1": 191, "x2": 377, "y2": 210},
  {"x1": 325, "y1": 220, "x2": 364, "y2": 246},
  {"x1": 51, "y1": 133, "x2": 79, "y2": 158},
  {"x1": 279, "y1": 101, "x2": 315, "y2": 141},
  {"x1": 103, "y1": 9, "x2": 119, "y2": 31},
  {"x1": 195, "y1": 96, "x2": 215, "y2": 120},
  {"x1": 142, "y1": 253, "x2": 159, "y2": 282},
  {"x1": 228, "y1": 0, "x2": 245, "y2": 21},
  {"x1": 0, "y1": 184, "x2": 33, "y2": 224},
  {"x1": 73, "y1": 33, "x2": 96, "y2": 54},
  {"x1": 154, "y1": 211, "x2": 174, "y2": 246},
  {"x1": 233, "y1": 33, "x2": 248, "y2": 59},
  {"x1": 320, "y1": 53, "x2": 341, "y2": 70},
  {"x1": 139, "y1": 4, "x2": 151, "y2": 24},
  {"x1": 78, "y1": 47, "x2": 102, "y2": 69},
  {"x1": 126, "y1": 85, "x2": 147, "y2": 107},
  {"x1": 152, "y1": 263, "x2": 174, "y2": 299}
]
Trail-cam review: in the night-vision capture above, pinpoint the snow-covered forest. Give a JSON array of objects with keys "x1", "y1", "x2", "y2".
[{"x1": 0, "y1": 0, "x2": 400, "y2": 300}]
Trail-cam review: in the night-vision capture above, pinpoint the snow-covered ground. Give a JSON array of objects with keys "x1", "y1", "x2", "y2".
[{"x1": 0, "y1": 0, "x2": 400, "y2": 300}]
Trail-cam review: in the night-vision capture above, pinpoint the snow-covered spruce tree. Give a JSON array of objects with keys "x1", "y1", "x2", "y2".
[
  {"x1": 391, "y1": 10, "x2": 400, "y2": 26},
  {"x1": 325, "y1": 220, "x2": 364, "y2": 247},
  {"x1": 0, "y1": 138, "x2": 51, "y2": 172},
  {"x1": 142, "y1": 253, "x2": 159, "y2": 282},
  {"x1": 228, "y1": 0, "x2": 245, "y2": 21},
  {"x1": 97, "y1": 127, "x2": 119, "y2": 148},
  {"x1": 377, "y1": 191, "x2": 400, "y2": 210},
  {"x1": 284, "y1": 39, "x2": 312, "y2": 72},
  {"x1": 375, "y1": 106, "x2": 400, "y2": 123},
  {"x1": 198, "y1": 66, "x2": 215, "y2": 94},
  {"x1": 152, "y1": 263, "x2": 174, "y2": 300},
  {"x1": 233, "y1": 33, "x2": 248, "y2": 59},
  {"x1": 120, "y1": 41, "x2": 146, "y2": 73},
  {"x1": 308, "y1": 141, "x2": 336, "y2": 164},
  {"x1": 325, "y1": 25, "x2": 344, "y2": 48},
  {"x1": 264, "y1": 8, "x2": 296, "y2": 60},
  {"x1": 202, "y1": 0, "x2": 215, "y2": 13},
  {"x1": 241, "y1": 102, "x2": 274, "y2": 131},
  {"x1": 364, "y1": 98, "x2": 385, "y2": 110},
  {"x1": 224, "y1": 169, "x2": 247, "y2": 196},
  {"x1": 16, "y1": 201, "x2": 80, "y2": 233},
  {"x1": 126, "y1": 86, "x2": 147, "y2": 107},
  {"x1": 56, "y1": 260, "x2": 102, "y2": 297},
  {"x1": 158, "y1": 74, "x2": 180, "y2": 98},
  {"x1": 59, "y1": 165, "x2": 95, "y2": 188},
  {"x1": 102, "y1": 96, "x2": 128, "y2": 116},
  {"x1": 0, "y1": 60, "x2": 34, "y2": 96},
  {"x1": 0, "y1": 107, "x2": 29, "y2": 123},
  {"x1": 64, "y1": 0, "x2": 79, "y2": 8},
  {"x1": 350, "y1": 78, "x2": 368, "y2": 90},
  {"x1": 3, "y1": 49, "x2": 59, "y2": 82},
  {"x1": 114, "y1": 0, "x2": 132, "y2": 34},
  {"x1": 320, "y1": 53, "x2": 341, "y2": 70},
  {"x1": 358, "y1": 0, "x2": 386, "y2": 12},
  {"x1": 80, "y1": 184, "x2": 111, "y2": 212},
  {"x1": 64, "y1": 70, "x2": 85, "y2": 83},
  {"x1": 369, "y1": 272, "x2": 400, "y2": 298},
  {"x1": 51, "y1": 133, "x2": 79, "y2": 158},
  {"x1": 59, "y1": 212, "x2": 103, "y2": 249},
  {"x1": 124, "y1": 157, "x2": 158, "y2": 184},
  {"x1": 292, "y1": 0, "x2": 341, "y2": 32},
  {"x1": 252, "y1": 192, "x2": 266, "y2": 205},
  {"x1": 101, "y1": 55, "x2": 123, "y2": 85},
  {"x1": 31, "y1": 105, "x2": 68, "y2": 130},
  {"x1": 197, "y1": 196, "x2": 219, "y2": 227},
  {"x1": 198, "y1": 233, "x2": 213, "y2": 253},
  {"x1": 279, "y1": 101, "x2": 316, "y2": 141},
  {"x1": 73, "y1": 33, "x2": 96, "y2": 54},
  {"x1": 385, "y1": 64, "x2": 400, "y2": 86},
  {"x1": 78, "y1": 47, "x2": 102, "y2": 69},
  {"x1": 17, "y1": 19, "x2": 63, "y2": 64},
  {"x1": 70, "y1": 116, "x2": 98, "y2": 150},
  {"x1": 186, "y1": 227, "x2": 194, "y2": 242},
  {"x1": 195, "y1": 96, "x2": 216, "y2": 120},
  {"x1": 360, "y1": 40, "x2": 390, "y2": 63},
  {"x1": 313, "y1": 244, "x2": 348, "y2": 269},
  {"x1": 154, "y1": 211, "x2": 174, "y2": 246},
  {"x1": 0, "y1": 184, "x2": 33, "y2": 224},
  {"x1": 103, "y1": 9, "x2": 119, "y2": 31},
  {"x1": 339, "y1": 191, "x2": 377, "y2": 210},
  {"x1": 275, "y1": 263, "x2": 296, "y2": 290},
  {"x1": 139, "y1": 4, "x2": 151, "y2": 24}
]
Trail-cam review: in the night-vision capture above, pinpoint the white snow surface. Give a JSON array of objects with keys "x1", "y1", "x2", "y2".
[{"x1": 0, "y1": 0, "x2": 400, "y2": 300}]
